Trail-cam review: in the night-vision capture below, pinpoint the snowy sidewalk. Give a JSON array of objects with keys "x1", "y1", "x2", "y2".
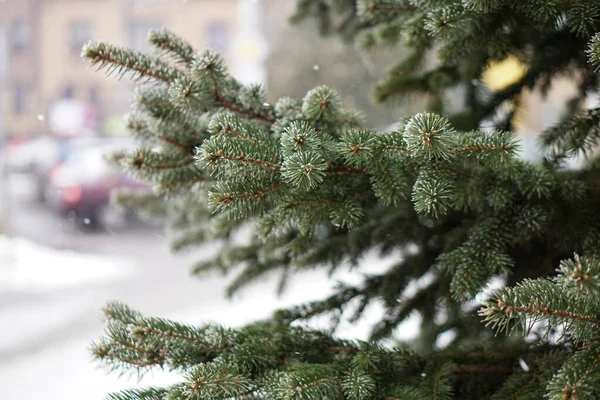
[
  {"x1": 0, "y1": 236, "x2": 130, "y2": 291},
  {"x1": 0, "y1": 234, "x2": 415, "y2": 399}
]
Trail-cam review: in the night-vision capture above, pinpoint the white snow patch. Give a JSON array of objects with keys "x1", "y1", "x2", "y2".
[
  {"x1": 170, "y1": 247, "x2": 419, "y2": 342},
  {"x1": 435, "y1": 328, "x2": 458, "y2": 349},
  {"x1": 0, "y1": 239, "x2": 421, "y2": 399},
  {"x1": 6, "y1": 172, "x2": 36, "y2": 196},
  {"x1": 0, "y1": 236, "x2": 131, "y2": 291}
]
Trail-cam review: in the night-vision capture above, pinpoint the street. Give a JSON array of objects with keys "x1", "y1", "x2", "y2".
[
  {"x1": 0, "y1": 172, "x2": 391, "y2": 399},
  {"x1": 0, "y1": 172, "x2": 235, "y2": 398}
]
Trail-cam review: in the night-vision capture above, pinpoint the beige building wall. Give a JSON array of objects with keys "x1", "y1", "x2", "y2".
[
  {"x1": 128, "y1": 0, "x2": 237, "y2": 54},
  {"x1": 3, "y1": 0, "x2": 237, "y2": 139},
  {"x1": 1, "y1": 0, "x2": 41, "y2": 139},
  {"x1": 40, "y1": 0, "x2": 125, "y2": 129}
]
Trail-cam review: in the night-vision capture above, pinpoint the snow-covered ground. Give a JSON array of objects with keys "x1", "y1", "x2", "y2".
[
  {"x1": 0, "y1": 236, "x2": 129, "y2": 292},
  {"x1": 0, "y1": 173, "x2": 417, "y2": 399},
  {"x1": 0, "y1": 232, "x2": 418, "y2": 400}
]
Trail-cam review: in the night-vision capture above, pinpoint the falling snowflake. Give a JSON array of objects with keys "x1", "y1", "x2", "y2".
[{"x1": 518, "y1": 358, "x2": 530, "y2": 372}]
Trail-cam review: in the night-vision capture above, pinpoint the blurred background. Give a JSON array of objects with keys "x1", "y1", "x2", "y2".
[{"x1": 0, "y1": 1, "x2": 578, "y2": 399}]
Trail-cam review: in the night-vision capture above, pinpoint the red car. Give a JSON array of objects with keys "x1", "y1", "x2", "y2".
[{"x1": 46, "y1": 139, "x2": 151, "y2": 229}]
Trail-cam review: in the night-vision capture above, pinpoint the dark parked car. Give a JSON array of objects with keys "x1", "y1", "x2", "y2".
[
  {"x1": 46, "y1": 139, "x2": 150, "y2": 229},
  {"x1": 30, "y1": 136, "x2": 103, "y2": 203}
]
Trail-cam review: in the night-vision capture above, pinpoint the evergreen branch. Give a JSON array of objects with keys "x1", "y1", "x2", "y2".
[
  {"x1": 160, "y1": 176, "x2": 213, "y2": 193},
  {"x1": 357, "y1": 0, "x2": 416, "y2": 17},
  {"x1": 364, "y1": 4, "x2": 413, "y2": 12},
  {"x1": 457, "y1": 236, "x2": 493, "y2": 296},
  {"x1": 506, "y1": 378, "x2": 537, "y2": 400},
  {"x1": 106, "y1": 387, "x2": 169, "y2": 400},
  {"x1": 541, "y1": 108, "x2": 600, "y2": 164},
  {"x1": 284, "y1": 199, "x2": 337, "y2": 209},
  {"x1": 155, "y1": 134, "x2": 197, "y2": 154},
  {"x1": 133, "y1": 326, "x2": 213, "y2": 347},
  {"x1": 219, "y1": 182, "x2": 288, "y2": 203},
  {"x1": 567, "y1": 354, "x2": 600, "y2": 397},
  {"x1": 220, "y1": 153, "x2": 281, "y2": 170},
  {"x1": 185, "y1": 362, "x2": 253, "y2": 398},
  {"x1": 303, "y1": 86, "x2": 343, "y2": 122},
  {"x1": 204, "y1": 58, "x2": 223, "y2": 97},
  {"x1": 111, "y1": 335, "x2": 159, "y2": 356},
  {"x1": 374, "y1": 66, "x2": 458, "y2": 103},
  {"x1": 495, "y1": 303, "x2": 600, "y2": 327},
  {"x1": 276, "y1": 365, "x2": 342, "y2": 399},
  {"x1": 85, "y1": 12, "x2": 600, "y2": 398},
  {"x1": 404, "y1": 113, "x2": 456, "y2": 160},
  {"x1": 198, "y1": 135, "x2": 281, "y2": 177},
  {"x1": 276, "y1": 284, "x2": 363, "y2": 324},
  {"x1": 211, "y1": 119, "x2": 279, "y2": 158},
  {"x1": 450, "y1": 144, "x2": 514, "y2": 154},
  {"x1": 480, "y1": 278, "x2": 600, "y2": 343},
  {"x1": 125, "y1": 114, "x2": 199, "y2": 155},
  {"x1": 453, "y1": 364, "x2": 514, "y2": 376},
  {"x1": 587, "y1": 32, "x2": 600, "y2": 68},
  {"x1": 327, "y1": 165, "x2": 371, "y2": 176},
  {"x1": 371, "y1": 164, "x2": 409, "y2": 206},
  {"x1": 217, "y1": 100, "x2": 276, "y2": 123},
  {"x1": 376, "y1": 145, "x2": 409, "y2": 152},
  {"x1": 136, "y1": 92, "x2": 204, "y2": 138},
  {"x1": 170, "y1": 229, "x2": 210, "y2": 253},
  {"x1": 225, "y1": 253, "x2": 291, "y2": 297},
  {"x1": 371, "y1": 277, "x2": 442, "y2": 340},
  {"x1": 82, "y1": 41, "x2": 182, "y2": 83},
  {"x1": 239, "y1": 354, "x2": 279, "y2": 362},
  {"x1": 295, "y1": 376, "x2": 340, "y2": 393},
  {"x1": 97, "y1": 340, "x2": 171, "y2": 370},
  {"x1": 547, "y1": 347, "x2": 600, "y2": 400},
  {"x1": 209, "y1": 181, "x2": 288, "y2": 218},
  {"x1": 127, "y1": 149, "x2": 195, "y2": 171},
  {"x1": 148, "y1": 28, "x2": 195, "y2": 65},
  {"x1": 195, "y1": 51, "x2": 275, "y2": 123},
  {"x1": 459, "y1": 263, "x2": 478, "y2": 297},
  {"x1": 108, "y1": 355, "x2": 161, "y2": 368},
  {"x1": 555, "y1": 254, "x2": 600, "y2": 294},
  {"x1": 104, "y1": 301, "x2": 142, "y2": 324},
  {"x1": 111, "y1": 190, "x2": 168, "y2": 218}
]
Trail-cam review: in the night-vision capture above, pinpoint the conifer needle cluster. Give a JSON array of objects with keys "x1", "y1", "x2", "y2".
[{"x1": 82, "y1": 1, "x2": 600, "y2": 398}]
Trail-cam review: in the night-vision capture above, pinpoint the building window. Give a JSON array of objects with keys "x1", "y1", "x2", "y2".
[
  {"x1": 207, "y1": 22, "x2": 230, "y2": 53},
  {"x1": 62, "y1": 85, "x2": 75, "y2": 100},
  {"x1": 89, "y1": 87, "x2": 100, "y2": 104},
  {"x1": 10, "y1": 21, "x2": 28, "y2": 53},
  {"x1": 13, "y1": 84, "x2": 27, "y2": 116},
  {"x1": 69, "y1": 22, "x2": 93, "y2": 54},
  {"x1": 128, "y1": 20, "x2": 162, "y2": 52}
]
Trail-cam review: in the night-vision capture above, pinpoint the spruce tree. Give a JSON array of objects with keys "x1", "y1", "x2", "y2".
[{"x1": 83, "y1": 1, "x2": 600, "y2": 398}]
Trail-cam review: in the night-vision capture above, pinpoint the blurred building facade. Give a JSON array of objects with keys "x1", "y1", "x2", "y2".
[
  {"x1": 0, "y1": 0, "x2": 237, "y2": 139},
  {"x1": 0, "y1": 0, "x2": 42, "y2": 140}
]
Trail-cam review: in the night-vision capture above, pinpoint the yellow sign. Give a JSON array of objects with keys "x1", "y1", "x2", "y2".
[{"x1": 482, "y1": 55, "x2": 527, "y2": 92}]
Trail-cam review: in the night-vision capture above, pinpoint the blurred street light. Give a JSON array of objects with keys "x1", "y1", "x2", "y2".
[{"x1": 232, "y1": 0, "x2": 268, "y2": 85}]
